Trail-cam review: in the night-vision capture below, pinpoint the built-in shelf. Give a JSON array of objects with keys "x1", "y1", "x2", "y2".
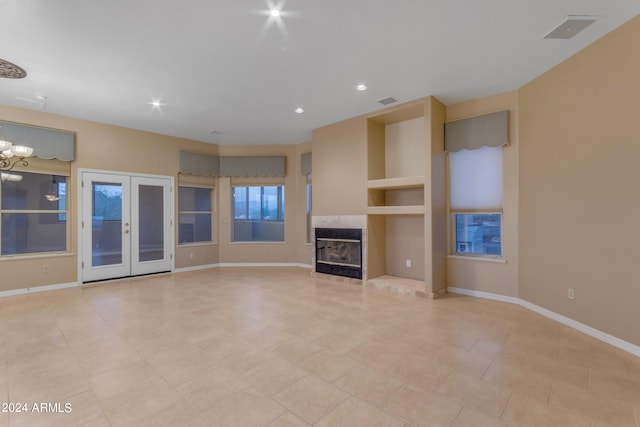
[
  {"x1": 367, "y1": 176, "x2": 425, "y2": 190},
  {"x1": 367, "y1": 275, "x2": 426, "y2": 297},
  {"x1": 367, "y1": 205, "x2": 425, "y2": 215}
]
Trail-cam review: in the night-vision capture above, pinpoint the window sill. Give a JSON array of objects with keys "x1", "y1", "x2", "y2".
[
  {"x1": 0, "y1": 251, "x2": 74, "y2": 261},
  {"x1": 447, "y1": 254, "x2": 507, "y2": 264},
  {"x1": 177, "y1": 241, "x2": 218, "y2": 247}
]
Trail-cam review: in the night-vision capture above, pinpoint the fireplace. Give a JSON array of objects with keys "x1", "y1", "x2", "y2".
[{"x1": 315, "y1": 228, "x2": 362, "y2": 279}]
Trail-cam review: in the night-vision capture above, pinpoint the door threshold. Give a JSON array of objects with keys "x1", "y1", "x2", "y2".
[{"x1": 82, "y1": 270, "x2": 172, "y2": 285}]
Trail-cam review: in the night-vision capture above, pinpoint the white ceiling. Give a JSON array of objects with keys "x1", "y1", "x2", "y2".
[{"x1": 1, "y1": 1, "x2": 639, "y2": 145}]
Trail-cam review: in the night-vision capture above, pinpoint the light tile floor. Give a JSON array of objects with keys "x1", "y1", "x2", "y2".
[{"x1": 0, "y1": 267, "x2": 639, "y2": 426}]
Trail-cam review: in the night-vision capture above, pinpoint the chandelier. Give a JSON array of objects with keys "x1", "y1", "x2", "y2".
[{"x1": 0, "y1": 126, "x2": 34, "y2": 171}]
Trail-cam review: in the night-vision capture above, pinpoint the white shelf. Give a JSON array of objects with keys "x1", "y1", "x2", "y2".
[
  {"x1": 367, "y1": 205, "x2": 425, "y2": 215},
  {"x1": 367, "y1": 176, "x2": 425, "y2": 190}
]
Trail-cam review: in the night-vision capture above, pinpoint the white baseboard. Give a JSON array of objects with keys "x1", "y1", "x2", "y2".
[
  {"x1": 447, "y1": 286, "x2": 520, "y2": 305},
  {"x1": 0, "y1": 281, "x2": 79, "y2": 298},
  {"x1": 447, "y1": 287, "x2": 640, "y2": 358},
  {"x1": 217, "y1": 262, "x2": 311, "y2": 268},
  {"x1": 173, "y1": 263, "x2": 221, "y2": 273},
  {"x1": 174, "y1": 262, "x2": 312, "y2": 273}
]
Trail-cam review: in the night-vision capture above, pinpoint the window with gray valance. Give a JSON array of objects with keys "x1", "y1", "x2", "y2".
[
  {"x1": 0, "y1": 120, "x2": 75, "y2": 161},
  {"x1": 179, "y1": 151, "x2": 220, "y2": 176},
  {"x1": 300, "y1": 152, "x2": 311, "y2": 176},
  {"x1": 179, "y1": 152, "x2": 286, "y2": 177},
  {"x1": 444, "y1": 110, "x2": 509, "y2": 152},
  {"x1": 220, "y1": 156, "x2": 285, "y2": 177}
]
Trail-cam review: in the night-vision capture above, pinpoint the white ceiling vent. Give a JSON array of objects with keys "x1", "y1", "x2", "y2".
[
  {"x1": 377, "y1": 97, "x2": 397, "y2": 106},
  {"x1": 544, "y1": 16, "x2": 598, "y2": 40}
]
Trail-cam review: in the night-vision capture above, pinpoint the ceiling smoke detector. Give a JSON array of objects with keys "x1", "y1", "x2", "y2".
[
  {"x1": 544, "y1": 16, "x2": 598, "y2": 40},
  {"x1": 377, "y1": 97, "x2": 397, "y2": 106},
  {"x1": 0, "y1": 58, "x2": 27, "y2": 79}
]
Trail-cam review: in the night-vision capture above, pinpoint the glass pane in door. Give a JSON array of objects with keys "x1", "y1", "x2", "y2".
[
  {"x1": 138, "y1": 184, "x2": 164, "y2": 262},
  {"x1": 92, "y1": 182, "x2": 123, "y2": 267}
]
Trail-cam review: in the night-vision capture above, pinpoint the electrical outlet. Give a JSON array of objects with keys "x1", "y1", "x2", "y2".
[
  {"x1": 42, "y1": 264, "x2": 49, "y2": 273},
  {"x1": 406, "y1": 259, "x2": 412, "y2": 268},
  {"x1": 189, "y1": 253, "x2": 195, "y2": 259},
  {"x1": 568, "y1": 288, "x2": 575, "y2": 300}
]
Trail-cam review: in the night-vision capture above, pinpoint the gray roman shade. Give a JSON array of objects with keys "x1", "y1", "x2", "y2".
[
  {"x1": 0, "y1": 120, "x2": 75, "y2": 161},
  {"x1": 220, "y1": 155, "x2": 286, "y2": 177},
  {"x1": 300, "y1": 152, "x2": 312, "y2": 176},
  {"x1": 179, "y1": 151, "x2": 220, "y2": 176},
  {"x1": 444, "y1": 110, "x2": 509, "y2": 152}
]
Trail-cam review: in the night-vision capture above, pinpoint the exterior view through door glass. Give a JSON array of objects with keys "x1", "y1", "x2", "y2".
[
  {"x1": 81, "y1": 171, "x2": 172, "y2": 282},
  {"x1": 131, "y1": 177, "x2": 172, "y2": 276},
  {"x1": 92, "y1": 182, "x2": 124, "y2": 267}
]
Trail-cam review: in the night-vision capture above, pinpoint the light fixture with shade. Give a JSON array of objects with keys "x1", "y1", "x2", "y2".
[
  {"x1": 0, "y1": 125, "x2": 35, "y2": 171},
  {"x1": 45, "y1": 176, "x2": 60, "y2": 201},
  {"x1": 0, "y1": 172, "x2": 23, "y2": 182}
]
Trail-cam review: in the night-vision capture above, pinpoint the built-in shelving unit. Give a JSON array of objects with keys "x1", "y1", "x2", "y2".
[{"x1": 364, "y1": 97, "x2": 446, "y2": 298}]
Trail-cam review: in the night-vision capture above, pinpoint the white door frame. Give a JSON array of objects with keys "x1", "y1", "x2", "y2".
[{"x1": 77, "y1": 168, "x2": 174, "y2": 283}]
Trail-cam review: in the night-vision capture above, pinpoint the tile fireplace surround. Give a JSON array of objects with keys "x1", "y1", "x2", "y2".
[{"x1": 311, "y1": 215, "x2": 367, "y2": 283}]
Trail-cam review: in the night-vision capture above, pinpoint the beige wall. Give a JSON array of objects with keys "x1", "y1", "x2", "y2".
[
  {"x1": 384, "y1": 117, "x2": 426, "y2": 281},
  {"x1": 518, "y1": 15, "x2": 640, "y2": 345},
  {"x1": 312, "y1": 116, "x2": 368, "y2": 216},
  {"x1": 385, "y1": 117, "x2": 425, "y2": 178},
  {"x1": 445, "y1": 91, "x2": 519, "y2": 297},
  {"x1": 426, "y1": 97, "x2": 447, "y2": 295},
  {"x1": 0, "y1": 105, "x2": 312, "y2": 292}
]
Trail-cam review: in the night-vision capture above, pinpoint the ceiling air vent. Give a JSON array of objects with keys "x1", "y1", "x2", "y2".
[
  {"x1": 377, "y1": 97, "x2": 397, "y2": 106},
  {"x1": 544, "y1": 16, "x2": 597, "y2": 40}
]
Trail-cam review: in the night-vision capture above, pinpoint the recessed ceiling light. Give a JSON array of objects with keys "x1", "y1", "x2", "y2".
[
  {"x1": 149, "y1": 100, "x2": 165, "y2": 109},
  {"x1": 355, "y1": 83, "x2": 368, "y2": 91},
  {"x1": 295, "y1": 107, "x2": 304, "y2": 114},
  {"x1": 270, "y1": 9, "x2": 280, "y2": 17}
]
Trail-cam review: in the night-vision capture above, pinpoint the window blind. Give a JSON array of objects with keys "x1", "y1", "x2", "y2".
[
  {"x1": 300, "y1": 152, "x2": 312, "y2": 176},
  {"x1": 0, "y1": 120, "x2": 75, "y2": 161},
  {"x1": 220, "y1": 156, "x2": 285, "y2": 177},
  {"x1": 445, "y1": 110, "x2": 509, "y2": 153},
  {"x1": 179, "y1": 151, "x2": 220, "y2": 176}
]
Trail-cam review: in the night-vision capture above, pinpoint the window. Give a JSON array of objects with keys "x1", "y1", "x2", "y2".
[
  {"x1": 232, "y1": 185, "x2": 284, "y2": 242},
  {"x1": 449, "y1": 146, "x2": 503, "y2": 257},
  {"x1": 178, "y1": 186, "x2": 214, "y2": 244},
  {"x1": 1, "y1": 171, "x2": 68, "y2": 255}
]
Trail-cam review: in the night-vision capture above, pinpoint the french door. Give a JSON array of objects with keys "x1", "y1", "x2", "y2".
[{"x1": 80, "y1": 171, "x2": 173, "y2": 282}]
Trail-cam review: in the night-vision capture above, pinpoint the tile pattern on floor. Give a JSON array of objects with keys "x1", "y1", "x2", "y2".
[{"x1": 0, "y1": 267, "x2": 638, "y2": 426}]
